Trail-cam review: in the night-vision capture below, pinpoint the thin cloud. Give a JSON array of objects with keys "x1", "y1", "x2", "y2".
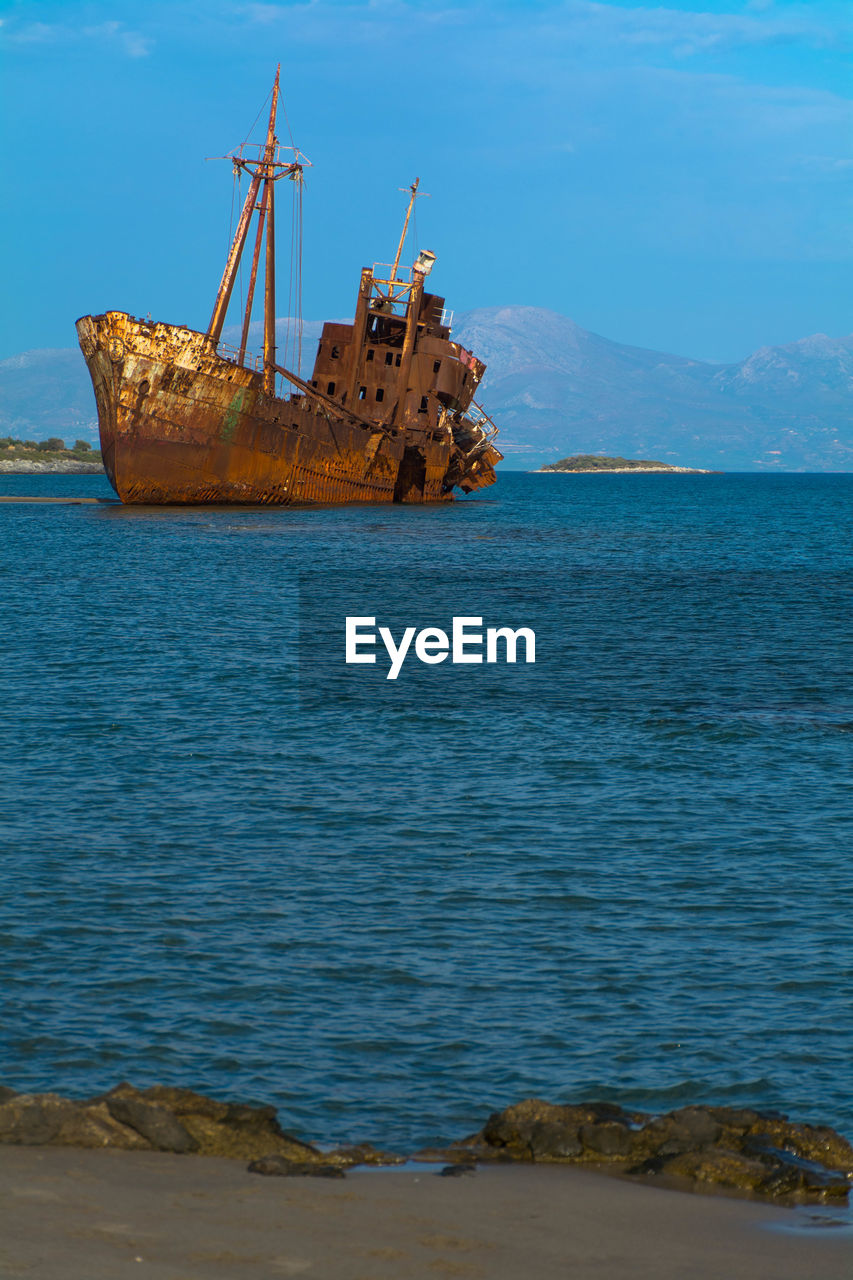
[
  {"x1": 2, "y1": 17, "x2": 153, "y2": 58},
  {"x1": 572, "y1": 1, "x2": 840, "y2": 55},
  {"x1": 2, "y1": 21, "x2": 58, "y2": 45},
  {"x1": 234, "y1": 0, "x2": 845, "y2": 54},
  {"x1": 239, "y1": 3, "x2": 292, "y2": 22},
  {"x1": 787, "y1": 154, "x2": 853, "y2": 176},
  {"x1": 82, "y1": 22, "x2": 154, "y2": 57}
]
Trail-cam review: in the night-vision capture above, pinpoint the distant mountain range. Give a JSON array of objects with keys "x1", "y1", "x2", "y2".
[
  {"x1": 2, "y1": 308, "x2": 851, "y2": 470},
  {"x1": 453, "y1": 308, "x2": 853, "y2": 471},
  {"x1": 0, "y1": 348, "x2": 101, "y2": 447}
]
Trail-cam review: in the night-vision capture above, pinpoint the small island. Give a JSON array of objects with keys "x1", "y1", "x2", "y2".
[
  {"x1": 0, "y1": 436, "x2": 104, "y2": 474},
  {"x1": 536, "y1": 454, "x2": 711, "y2": 474}
]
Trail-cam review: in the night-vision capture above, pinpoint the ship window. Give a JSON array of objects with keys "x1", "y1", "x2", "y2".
[
  {"x1": 419, "y1": 396, "x2": 429, "y2": 413},
  {"x1": 327, "y1": 381, "x2": 336, "y2": 395},
  {"x1": 359, "y1": 386, "x2": 367, "y2": 400},
  {"x1": 433, "y1": 360, "x2": 441, "y2": 373},
  {"x1": 366, "y1": 349, "x2": 375, "y2": 362},
  {"x1": 395, "y1": 353, "x2": 402, "y2": 367},
  {"x1": 311, "y1": 380, "x2": 318, "y2": 387},
  {"x1": 331, "y1": 346, "x2": 340, "y2": 359},
  {"x1": 385, "y1": 351, "x2": 394, "y2": 366},
  {"x1": 376, "y1": 388, "x2": 385, "y2": 402}
]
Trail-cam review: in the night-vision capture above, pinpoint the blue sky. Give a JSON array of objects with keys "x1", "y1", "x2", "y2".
[{"x1": 1, "y1": 0, "x2": 850, "y2": 362}]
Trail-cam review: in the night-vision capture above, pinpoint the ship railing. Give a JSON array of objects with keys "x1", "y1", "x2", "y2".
[
  {"x1": 372, "y1": 263, "x2": 413, "y2": 284},
  {"x1": 465, "y1": 399, "x2": 500, "y2": 441},
  {"x1": 215, "y1": 341, "x2": 264, "y2": 373}
]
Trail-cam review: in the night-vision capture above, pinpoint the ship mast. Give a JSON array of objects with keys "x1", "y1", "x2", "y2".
[
  {"x1": 238, "y1": 183, "x2": 269, "y2": 365},
  {"x1": 207, "y1": 68, "x2": 307, "y2": 396},
  {"x1": 263, "y1": 123, "x2": 277, "y2": 396},
  {"x1": 388, "y1": 178, "x2": 419, "y2": 286}
]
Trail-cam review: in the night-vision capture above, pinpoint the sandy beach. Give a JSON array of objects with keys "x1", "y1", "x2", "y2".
[{"x1": 1, "y1": 1146, "x2": 850, "y2": 1280}]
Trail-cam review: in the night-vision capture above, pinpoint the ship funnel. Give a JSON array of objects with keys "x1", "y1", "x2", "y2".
[{"x1": 413, "y1": 249, "x2": 436, "y2": 277}]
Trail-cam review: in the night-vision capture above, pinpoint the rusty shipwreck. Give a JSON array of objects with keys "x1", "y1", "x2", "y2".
[{"x1": 76, "y1": 70, "x2": 501, "y2": 505}]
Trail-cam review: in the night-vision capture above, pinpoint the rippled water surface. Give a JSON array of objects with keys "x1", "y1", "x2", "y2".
[{"x1": 1, "y1": 470, "x2": 852, "y2": 1148}]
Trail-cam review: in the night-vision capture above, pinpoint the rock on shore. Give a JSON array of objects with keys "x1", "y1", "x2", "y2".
[
  {"x1": 2, "y1": 1084, "x2": 851, "y2": 1203},
  {"x1": 0, "y1": 1084, "x2": 323, "y2": 1161},
  {"x1": 454, "y1": 1098, "x2": 853, "y2": 1201},
  {"x1": 0, "y1": 1083, "x2": 400, "y2": 1174},
  {"x1": 0, "y1": 458, "x2": 104, "y2": 473}
]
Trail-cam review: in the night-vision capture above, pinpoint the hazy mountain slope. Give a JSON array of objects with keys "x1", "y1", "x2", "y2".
[
  {"x1": 0, "y1": 349, "x2": 100, "y2": 444},
  {"x1": 453, "y1": 308, "x2": 853, "y2": 471},
  {"x1": 2, "y1": 309, "x2": 851, "y2": 470}
]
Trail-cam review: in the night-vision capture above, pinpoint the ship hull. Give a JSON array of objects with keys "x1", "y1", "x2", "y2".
[{"x1": 76, "y1": 313, "x2": 457, "y2": 505}]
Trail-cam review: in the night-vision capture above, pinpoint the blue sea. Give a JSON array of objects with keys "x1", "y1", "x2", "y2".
[{"x1": 1, "y1": 470, "x2": 852, "y2": 1151}]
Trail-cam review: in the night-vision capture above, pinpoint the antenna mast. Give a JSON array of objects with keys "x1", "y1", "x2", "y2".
[{"x1": 389, "y1": 178, "x2": 419, "y2": 285}]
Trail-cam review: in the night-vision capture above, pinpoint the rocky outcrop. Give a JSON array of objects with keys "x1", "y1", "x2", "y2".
[
  {"x1": 127, "y1": 1085, "x2": 322, "y2": 1161},
  {"x1": 455, "y1": 1098, "x2": 853, "y2": 1202},
  {"x1": 0, "y1": 1090, "x2": 150, "y2": 1150},
  {"x1": 0, "y1": 458, "x2": 103, "y2": 473},
  {"x1": 0, "y1": 1083, "x2": 322, "y2": 1162},
  {"x1": 2, "y1": 1084, "x2": 851, "y2": 1203},
  {"x1": 0, "y1": 1082, "x2": 408, "y2": 1175},
  {"x1": 104, "y1": 1093, "x2": 199, "y2": 1154}
]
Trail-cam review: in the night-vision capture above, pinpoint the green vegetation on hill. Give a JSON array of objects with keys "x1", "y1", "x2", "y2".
[
  {"x1": 542, "y1": 454, "x2": 673, "y2": 472},
  {"x1": 0, "y1": 436, "x2": 102, "y2": 465}
]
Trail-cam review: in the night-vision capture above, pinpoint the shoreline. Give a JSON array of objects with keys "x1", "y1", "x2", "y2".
[
  {"x1": 2, "y1": 1145, "x2": 850, "y2": 1279},
  {"x1": 3, "y1": 1086, "x2": 850, "y2": 1204},
  {"x1": 0, "y1": 458, "x2": 104, "y2": 474}
]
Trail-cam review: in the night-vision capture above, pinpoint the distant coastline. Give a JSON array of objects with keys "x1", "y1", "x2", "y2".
[
  {"x1": 0, "y1": 437, "x2": 103, "y2": 475},
  {"x1": 0, "y1": 458, "x2": 104, "y2": 474},
  {"x1": 535, "y1": 454, "x2": 712, "y2": 474}
]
